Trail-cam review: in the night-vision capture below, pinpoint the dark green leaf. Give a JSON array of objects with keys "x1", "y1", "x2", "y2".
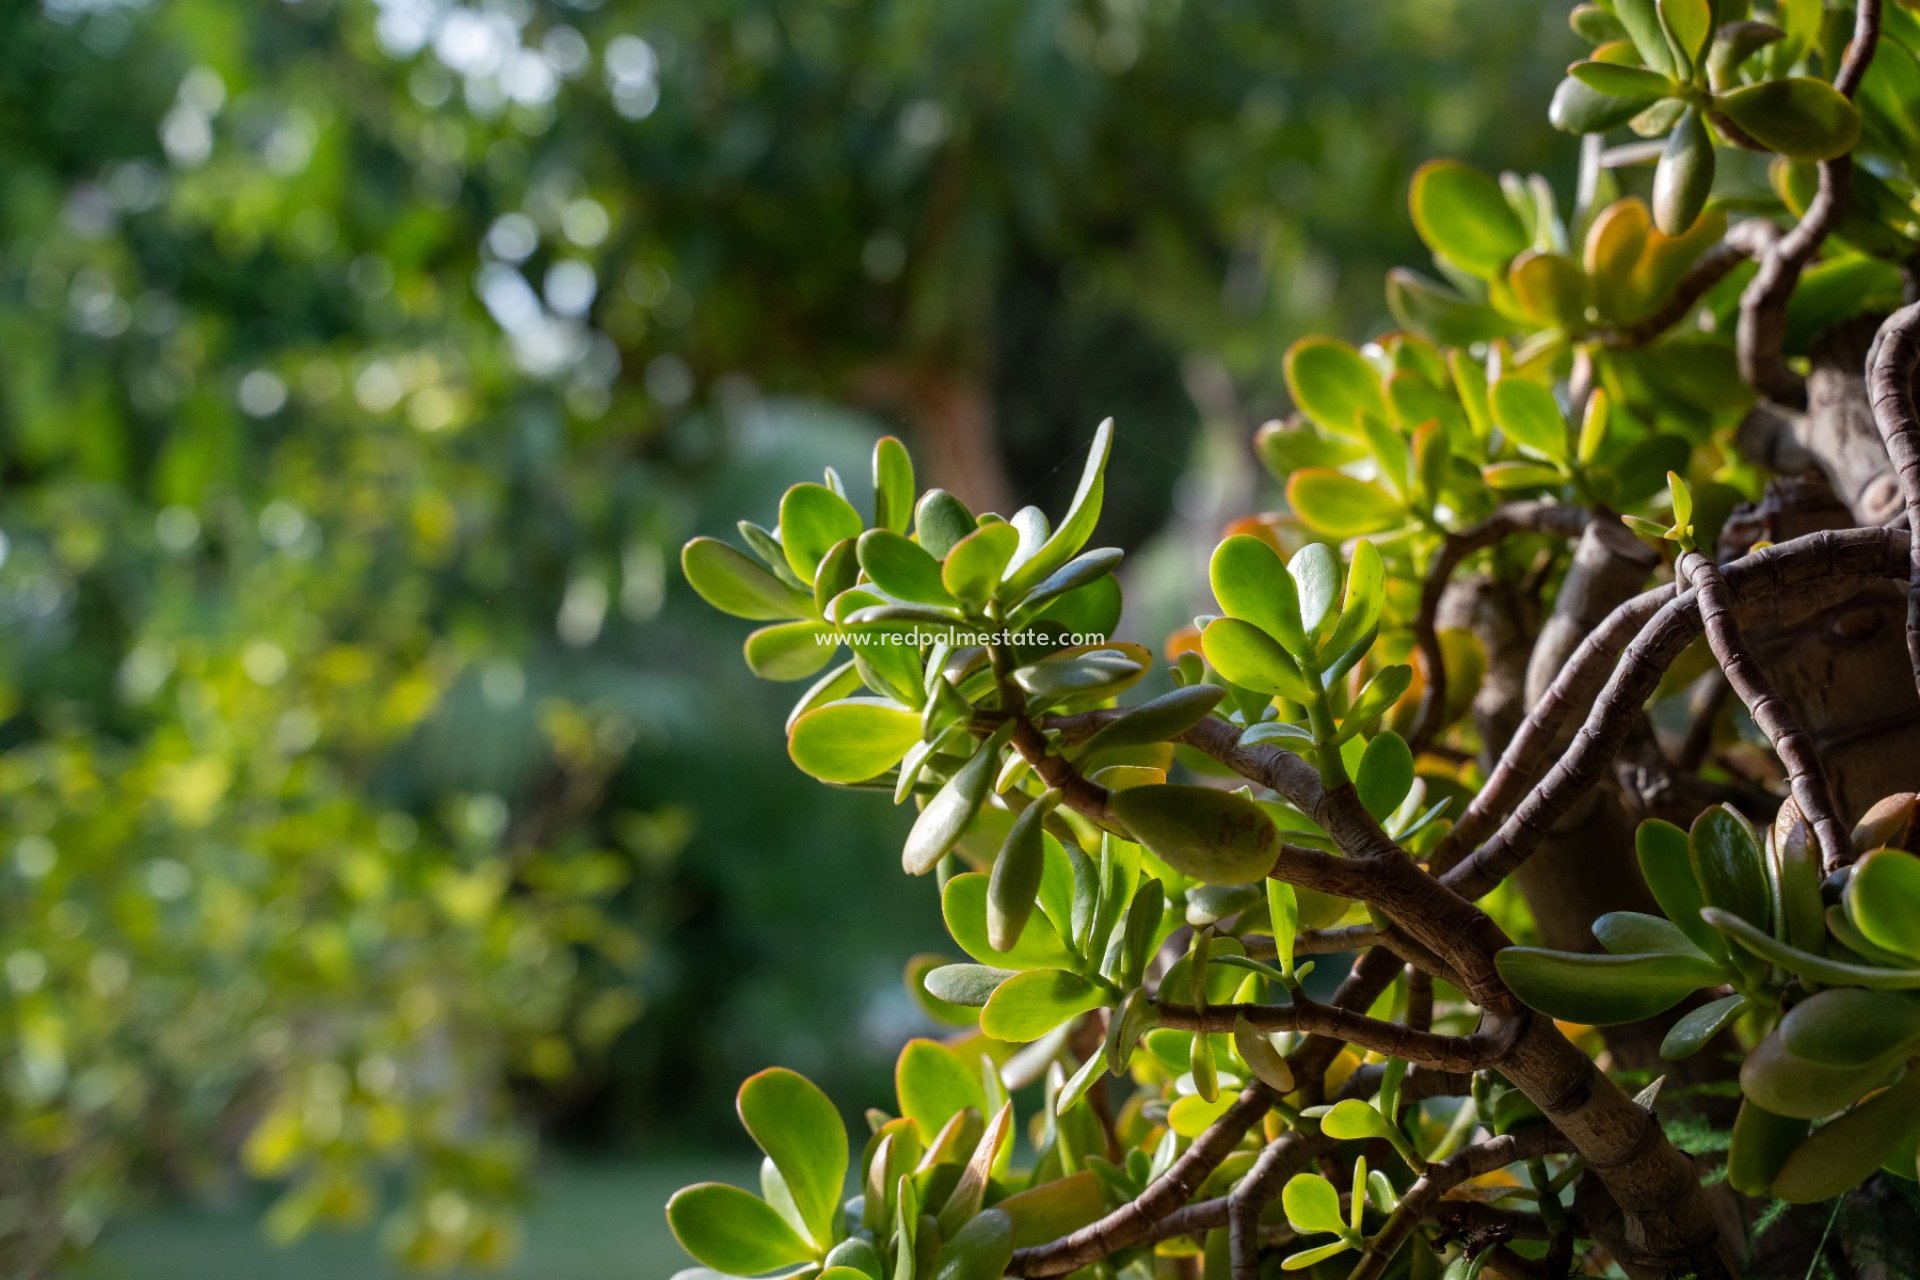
[
  {"x1": 1660, "y1": 992, "x2": 1746, "y2": 1059},
  {"x1": 915, "y1": 490, "x2": 978, "y2": 559},
  {"x1": 1771, "y1": 1068, "x2": 1920, "y2": 1203},
  {"x1": 1690, "y1": 805, "x2": 1770, "y2": 931},
  {"x1": 1846, "y1": 849, "x2": 1920, "y2": 961},
  {"x1": 1494, "y1": 946, "x2": 1723, "y2": 1024},
  {"x1": 904, "y1": 734, "x2": 1004, "y2": 875},
  {"x1": 1652, "y1": 107, "x2": 1714, "y2": 235},
  {"x1": 1715, "y1": 78, "x2": 1861, "y2": 161},
  {"x1": 1110, "y1": 785, "x2": 1279, "y2": 887},
  {"x1": 1355, "y1": 732, "x2": 1414, "y2": 821},
  {"x1": 988, "y1": 798, "x2": 1052, "y2": 952}
]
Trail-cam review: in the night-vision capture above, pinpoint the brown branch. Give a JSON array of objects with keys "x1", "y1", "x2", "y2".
[
  {"x1": 1735, "y1": 0, "x2": 1882, "y2": 407},
  {"x1": 1346, "y1": 1129, "x2": 1572, "y2": 1280},
  {"x1": 1447, "y1": 527, "x2": 1910, "y2": 900},
  {"x1": 1411, "y1": 503, "x2": 1592, "y2": 749},
  {"x1": 1597, "y1": 227, "x2": 1770, "y2": 351},
  {"x1": 1868, "y1": 300, "x2": 1920, "y2": 699},
  {"x1": 1677, "y1": 550, "x2": 1852, "y2": 871},
  {"x1": 1152, "y1": 1000, "x2": 1521, "y2": 1073}
]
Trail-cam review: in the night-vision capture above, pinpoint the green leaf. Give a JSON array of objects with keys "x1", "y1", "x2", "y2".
[
  {"x1": 1210, "y1": 535, "x2": 1309, "y2": 654},
  {"x1": 1079, "y1": 685, "x2": 1226, "y2": 755},
  {"x1": 905, "y1": 735, "x2": 1005, "y2": 875},
  {"x1": 1652, "y1": 107, "x2": 1714, "y2": 236},
  {"x1": 1202, "y1": 618, "x2": 1313, "y2": 702},
  {"x1": 745, "y1": 622, "x2": 839, "y2": 681},
  {"x1": 1660, "y1": 992, "x2": 1747, "y2": 1059},
  {"x1": 895, "y1": 1039, "x2": 988, "y2": 1137},
  {"x1": 873, "y1": 436, "x2": 916, "y2": 535},
  {"x1": 1741, "y1": 1029, "x2": 1905, "y2": 1119},
  {"x1": 1117, "y1": 877, "x2": 1167, "y2": 987},
  {"x1": 931, "y1": 1208, "x2": 1015, "y2": 1280},
  {"x1": 1690, "y1": 805, "x2": 1770, "y2": 931},
  {"x1": 1290, "y1": 543, "x2": 1344, "y2": 643},
  {"x1": 1494, "y1": 947, "x2": 1723, "y2": 1024},
  {"x1": 1715, "y1": 78, "x2": 1861, "y2": 161},
  {"x1": 1635, "y1": 818, "x2": 1724, "y2": 960},
  {"x1": 683, "y1": 537, "x2": 815, "y2": 621},
  {"x1": 825, "y1": 1235, "x2": 888, "y2": 1279},
  {"x1": 1110, "y1": 784, "x2": 1279, "y2": 887},
  {"x1": 1615, "y1": 0, "x2": 1677, "y2": 75},
  {"x1": 1267, "y1": 876, "x2": 1299, "y2": 977},
  {"x1": 1320, "y1": 542, "x2": 1385, "y2": 664},
  {"x1": 1003, "y1": 419, "x2": 1114, "y2": 597},
  {"x1": 1570, "y1": 59, "x2": 1674, "y2": 100},
  {"x1": 1342, "y1": 667, "x2": 1413, "y2": 741},
  {"x1": 1728, "y1": 1100, "x2": 1812, "y2": 1197},
  {"x1": 1386, "y1": 269, "x2": 1515, "y2": 345},
  {"x1": 780, "y1": 483, "x2": 865, "y2": 584},
  {"x1": 737, "y1": 1068, "x2": 847, "y2": 1248},
  {"x1": 1778, "y1": 988, "x2": 1920, "y2": 1066},
  {"x1": 1591, "y1": 911, "x2": 1712, "y2": 959},
  {"x1": 858, "y1": 530, "x2": 957, "y2": 607},
  {"x1": 1318, "y1": 1098, "x2": 1396, "y2": 1142},
  {"x1": 915, "y1": 490, "x2": 978, "y2": 560},
  {"x1": 1281, "y1": 1172, "x2": 1346, "y2": 1236},
  {"x1": 1490, "y1": 377, "x2": 1568, "y2": 463},
  {"x1": 1283, "y1": 1241, "x2": 1354, "y2": 1271},
  {"x1": 1771, "y1": 1068, "x2": 1920, "y2": 1203},
  {"x1": 1014, "y1": 547, "x2": 1124, "y2": 617},
  {"x1": 1284, "y1": 338, "x2": 1388, "y2": 435},
  {"x1": 1225, "y1": 1021, "x2": 1289, "y2": 1100},
  {"x1": 1410, "y1": 160, "x2": 1532, "y2": 277},
  {"x1": 1508, "y1": 251, "x2": 1589, "y2": 331},
  {"x1": 1704, "y1": 907, "x2": 1920, "y2": 989},
  {"x1": 1660, "y1": 0, "x2": 1712, "y2": 63},
  {"x1": 923, "y1": 963, "x2": 1015, "y2": 1008},
  {"x1": 980, "y1": 969, "x2": 1106, "y2": 1042},
  {"x1": 1846, "y1": 849, "x2": 1920, "y2": 961},
  {"x1": 988, "y1": 798, "x2": 1052, "y2": 952},
  {"x1": 1255, "y1": 420, "x2": 1371, "y2": 477},
  {"x1": 1286, "y1": 471, "x2": 1403, "y2": 537},
  {"x1": 1355, "y1": 732, "x2": 1414, "y2": 821},
  {"x1": 788, "y1": 700, "x2": 922, "y2": 783},
  {"x1": 943, "y1": 873, "x2": 1080, "y2": 972},
  {"x1": 995, "y1": 1170, "x2": 1106, "y2": 1248},
  {"x1": 1482, "y1": 461, "x2": 1566, "y2": 491},
  {"x1": 666, "y1": 1182, "x2": 817, "y2": 1274},
  {"x1": 943, "y1": 522, "x2": 1021, "y2": 609}
]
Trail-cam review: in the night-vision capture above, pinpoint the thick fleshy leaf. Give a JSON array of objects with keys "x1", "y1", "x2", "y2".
[
  {"x1": 1014, "y1": 547, "x2": 1124, "y2": 618},
  {"x1": 931, "y1": 1209, "x2": 1014, "y2": 1280},
  {"x1": 896, "y1": 1039, "x2": 988, "y2": 1137},
  {"x1": 1847, "y1": 849, "x2": 1920, "y2": 961},
  {"x1": 745, "y1": 622, "x2": 839, "y2": 681},
  {"x1": 1508, "y1": 251, "x2": 1588, "y2": 330},
  {"x1": 1079, "y1": 685, "x2": 1226, "y2": 755},
  {"x1": 923, "y1": 963, "x2": 1016, "y2": 1008},
  {"x1": 1286, "y1": 471, "x2": 1403, "y2": 537},
  {"x1": 780, "y1": 483, "x2": 865, "y2": 584},
  {"x1": 1385, "y1": 269, "x2": 1514, "y2": 344},
  {"x1": 1652, "y1": 107, "x2": 1713, "y2": 235},
  {"x1": 1202, "y1": 618, "x2": 1312, "y2": 702},
  {"x1": 915, "y1": 490, "x2": 978, "y2": 559},
  {"x1": 1660, "y1": 992, "x2": 1746, "y2": 1059},
  {"x1": 1284, "y1": 338, "x2": 1387, "y2": 435},
  {"x1": 1728, "y1": 1100, "x2": 1811, "y2": 1197},
  {"x1": 1210, "y1": 535, "x2": 1309, "y2": 653},
  {"x1": 1705, "y1": 906, "x2": 1920, "y2": 989},
  {"x1": 1570, "y1": 59, "x2": 1673, "y2": 100},
  {"x1": 1551, "y1": 70, "x2": 1650, "y2": 131},
  {"x1": 1592, "y1": 911, "x2": 1712, "y2": 960},
  {"x1": 980, "y1": 969, "x2": 1106, "y2": 1042},
  {"x1": 1320, "y1": 541, "x2": 1385, "y2": 663},
  {"x1": 1318, "y1": 1098, "x2": 1396, "y2": 1142},
  {"x1": 1342, "y1": 666, "x2": 1412, "y2": 739},
  {"x1": 1289, "y1": 542, "x2": 1343, "y2": 641},
  {"x1": 1281, "y1": 1172, "x2": 1346, "y2": 1236},
  {"x1": 1658, "y1": 0, "x2": 1711, "y2": 65},
  {"x1": 737, "y1": 1068, "x2": 846, "y2": 1247},
  {"x1": 1109, "y1": 785, "x2": 1279, "y2": 887},
  {"x1": 872, "y1": 436, "x2": 916, "y2": 535},
  {"x1": 858, "y1": 530, "x2": 956, "y2": 607},
  {"x1": 1741, "y1": 1029, "x2": 1903, "y2": 1118},
  {"x1": 1355, "y1": 732, "x2": 1414, "y2": 821},
  {"x1": 788, "y1": 700, "x2": 922, "y2": 783},
  {"x1": 666, "y1": 1182, "x2": 816, "y2": 1274},
  {"x1": 1614, "y1": 0, "x2": 1676, "y2": 74},
  {"x1": 1490, "y1": 377, "x2": 1567, "y2": 463},
  {"x1": 943, "y1": 873, "x2": 1079, "y2": 971},
  {"x1": 1690, "y1": 805, "x2": 1770, "y2": 930},
  {"x1": 996, "y1": 1171, "x2": 1105, "y2": 1248},
  {"x1": 988, "y1": 799, "x2": 1051, "y2": 951},
  {"x1": 1634, "y1": 819, "x2": 1723, "y2": 960},
  {"x1": 683, "y1": 537, "x2": 815, "y2": 621},
  {"x1": 942, "y1": 522, "x2": 1021, "y2": 609},
  {"x1": 1410, "y1": 160, "x2": 1531, "y2": 277},
  {"x1": 905, "y1": 740, "x2": 1003, "y2": 874},
  {"x1": 1494, "y1": 947, "x2": 1722, "y2": 1024},
  {"x1": 1771, "y1": 1068, "x2": 1920, "y2": 1203},
  {"x1": 1779, "y1": 988, "x2": 1920, "y2": 1066},
  {"x1": 1717, "y1": 78, "x2": 1860, "y2": 162},
  {"x1": 1283, "y1": 1241, "x2": 1353, "y2": 1271},
  {"x1": 1002, "y1": 419, "x2": 1114, "y2": 597}
]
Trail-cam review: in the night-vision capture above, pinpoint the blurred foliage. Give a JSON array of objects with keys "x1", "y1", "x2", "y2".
[{"x1": 0, "y1": 0, "x2": 1567, "y2": 1271}]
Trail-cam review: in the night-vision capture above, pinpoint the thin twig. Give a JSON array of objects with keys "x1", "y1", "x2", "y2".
[{"x1": 1677, "y1": 550, "x2": 1851, "y2": 872}]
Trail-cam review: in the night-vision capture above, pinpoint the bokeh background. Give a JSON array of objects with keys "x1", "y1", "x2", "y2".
[{"x1": 0, "y1": 1, "x2": 1572, "y2": 1274}]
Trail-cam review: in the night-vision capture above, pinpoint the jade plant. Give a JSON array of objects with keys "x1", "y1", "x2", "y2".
[{"x1": 671, "y1": 1, "x2": 1920, "y2": 1275}]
